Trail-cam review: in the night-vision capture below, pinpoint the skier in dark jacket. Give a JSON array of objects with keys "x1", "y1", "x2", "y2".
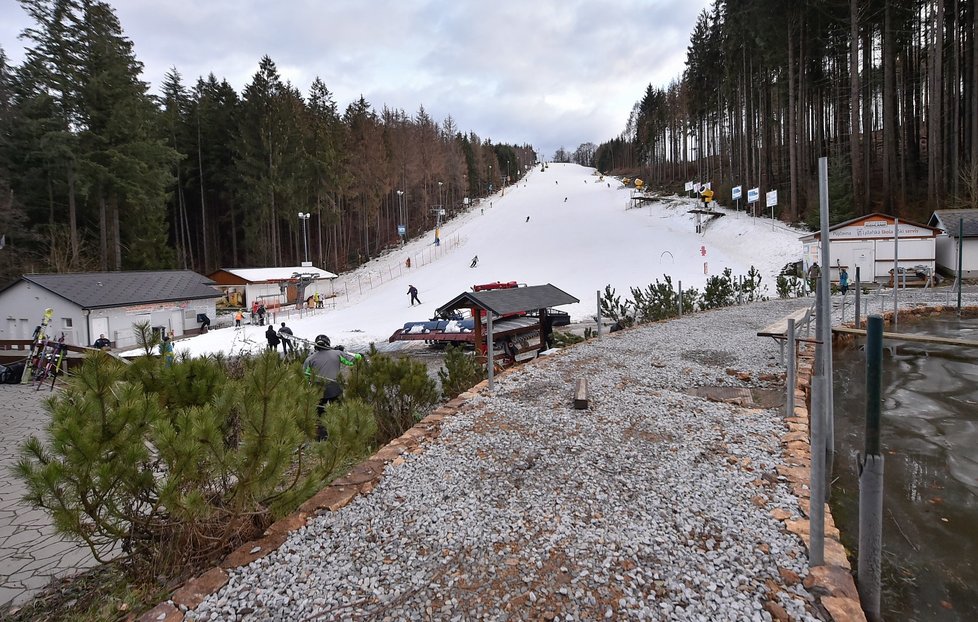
[
  {"x1": 407, "y1": 285, "x2": 421, "y2": 306},
  {"x1": 265, "y1": 325, "x2": 280, "y2": 351},
  {"x1": 257, "y1": 303, "x2": 267, "y2": 326},
  {"x1": 278, "y1": 322, "x2": 293, "y2": 354}
]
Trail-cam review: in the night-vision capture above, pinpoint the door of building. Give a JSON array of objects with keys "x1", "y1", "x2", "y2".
[
  {"x1": 91, "y1": 317, "x2": 109, "y2": 346},
  {"x1": 853, "y1": 245, "x2": 875, "y2": 282}
]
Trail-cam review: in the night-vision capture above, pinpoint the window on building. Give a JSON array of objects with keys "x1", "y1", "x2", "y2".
[{"x1": 62, "y1": 318, "x2": 73, "y2": 328}]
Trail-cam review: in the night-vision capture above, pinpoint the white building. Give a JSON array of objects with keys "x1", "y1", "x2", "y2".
[
  {"x1": 207, "y1": 266, "x2": 338, "y2": 309},
  {"x1": 928, "y1": 209, "x2": 978, "y2": 277},
  {"x1": 0, "y1": 271, "x2": 222, "y2": 348},
  {"x1": 800, "y1": 213, "x2": 940, "y2": 284}
]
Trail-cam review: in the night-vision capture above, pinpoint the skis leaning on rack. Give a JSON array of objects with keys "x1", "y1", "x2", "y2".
[
  {"x1": 32, "y1": 333, "x2": 66, "y2": 391},
  {"x1": 21, "y1": 308, "x2": 54, "y2": 384}
]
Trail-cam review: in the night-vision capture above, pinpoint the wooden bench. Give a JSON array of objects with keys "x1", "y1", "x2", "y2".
[{"x1": 757, "y1": 307, "x2": 812, "y2": 363}]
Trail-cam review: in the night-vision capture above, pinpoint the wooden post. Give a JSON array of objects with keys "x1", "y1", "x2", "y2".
[
  {"x1": 487, "y1": 310, "x2": 495, "y2": 392},
  {"x1": 574, "y1": 379, "x2": 589, "y2": 410}
]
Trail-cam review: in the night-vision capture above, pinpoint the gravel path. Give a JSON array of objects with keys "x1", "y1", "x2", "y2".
[{"x1": 189, "y1": 298, "x2": 826, "y2": 621}]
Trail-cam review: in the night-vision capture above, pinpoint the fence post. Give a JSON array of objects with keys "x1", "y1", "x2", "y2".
[
  {"x1": 596, "y1": 290, "x2": 602, "y2": 338},
  {"x1": 810, "y1": 374, "x2": 826, "y2": 566},
  {"x1": 958, "y1": 217, "x2": 964, "y2": 315},
  {"x1": 858, "y1": 315, "x2": 885, "y2": 622},
  {"x1": 786, "y1": 318, "x2": 796, "y2": 422},
  {"x1": 892, "y1": 218, "x2": 899, "y2": 331},
  {"x1": 855, "y1": 267, "x2": 861, "y2": 330},
  {"x1": 678, "y1": 280, "x2": 683, "y2": 318}
]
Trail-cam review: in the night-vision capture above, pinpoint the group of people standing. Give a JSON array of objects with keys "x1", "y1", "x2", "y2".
[
  {"x1": 265, "y1": 322, "x2": 295, "y2": 354},
  {"x1": 250, "y1": 301, "x2": 269, "y2": 325}
]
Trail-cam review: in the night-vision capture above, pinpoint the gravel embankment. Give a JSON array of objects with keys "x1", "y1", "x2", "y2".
[{"x1": 189, "y1": 298, "x2": 826, "y2": 622}]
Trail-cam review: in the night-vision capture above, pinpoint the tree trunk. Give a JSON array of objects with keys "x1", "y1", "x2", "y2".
[
  {"x1": 67, "y1": 164, "x2": 79, "y2": 265},
  {"x1": 850, "y1": 0, "x2": 862, "y2": 215},
  {"x1": 862, "y1": 29, "x2": 873, "y2": 213},
  {"x1": 789, "y1": 28, "x2": 799, "y2": 222},
  {"x1": 197, "y1": 116, "x2": 210, "y2": 271},
  {"x1": 929, "y1": 2, "x2": 944, "y2": 207},
  {"x1": 99, "y1": 193, "x2": 108, "y2": 270},
  {"x1": 883, "y1": 1, "x2": 899, "y2": 212},
  {"x1": 111, "y1": 195, "x2": 122, "y2": 271}
]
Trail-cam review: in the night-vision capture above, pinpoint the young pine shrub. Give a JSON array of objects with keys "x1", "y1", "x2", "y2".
[
  {"x1": 701, "y1": 268, "x2": 736, "y2": 309},
  {"x1": 344, "y1": 346, "x2": 438, "y2": 445},
  {"x1": 437, "y1": 344, "x2": 484, "y2": 400},
  {"x1": 599, "y1": 285, "x2": 634, "y2": 328},
  {"x1": 16, "y1": 350, "x2": 373, "y2": 580},
  {"x1": 737, "y1": 266, "x2": 767, "y2": 303}
]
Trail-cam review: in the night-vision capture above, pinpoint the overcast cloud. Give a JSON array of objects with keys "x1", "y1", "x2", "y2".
[{"x1": 0, "y1": 0, "x2": 710, "y2": 159}]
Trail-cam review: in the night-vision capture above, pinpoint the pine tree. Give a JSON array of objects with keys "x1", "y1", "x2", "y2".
[
  {"x1": 16, "y1": 350, "x2": 374, "y2": 578},
  {"x1": 344, "y1": 347, "x2": 438, "y2": 444}
]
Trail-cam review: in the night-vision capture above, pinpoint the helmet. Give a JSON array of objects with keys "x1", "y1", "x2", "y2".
[{"x1": 314, "y1": 334, "x2": 331, "y2": 350}]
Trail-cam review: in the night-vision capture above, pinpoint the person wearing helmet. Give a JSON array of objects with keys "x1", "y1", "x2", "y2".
[{"x1": 303, "y1": 335, "x2": 363, "y2": 437}]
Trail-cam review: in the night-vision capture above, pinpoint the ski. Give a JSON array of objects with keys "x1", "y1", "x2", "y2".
[
  {"x1": 21, "y1": 308, "x2": 54, "y2": 384},
  {"x1": 47, "y1": 337, "x2": 70, "y2": 391},
  {"x1": 33, "y1": 333, "x2": 64, "y2": 390}
]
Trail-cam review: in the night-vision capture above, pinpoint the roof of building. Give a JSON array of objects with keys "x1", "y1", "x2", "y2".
[
  {"x1": 799, "y1": 212, "x2": 939, "y2": 241},
  {"x1": 211, "y1": 266, "x2": 339, "y2": 282},
  {"x1": 928, "y1": 209, "x2": 978, "y2": 238},
  {"x1": 4, "y1": 270, "x2": 221, "y2": 309},
  {"x1": 437, "y1": 284, "x2": 579, "y2": 317}
]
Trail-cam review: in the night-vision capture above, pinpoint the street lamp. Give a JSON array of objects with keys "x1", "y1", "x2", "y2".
[
  {"x1": 488, "y1": 165, "x2": 492, "y2": 194},
  {"x1": 438, "y1": 181, "x2": 444, "y2": 219},
  {"x1": 396, "y1": 190, "x2": 405, "y2": 242},
  {"x1": 297, "y1": 212, "x2": 310, "y2": 264}
]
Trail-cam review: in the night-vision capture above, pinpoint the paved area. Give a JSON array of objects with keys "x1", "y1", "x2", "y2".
[{"x1": 0, "y1": 384, "x2": 96, "y2": 608}]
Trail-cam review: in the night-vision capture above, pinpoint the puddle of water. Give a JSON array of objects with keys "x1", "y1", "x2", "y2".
[{"x1": 831, "y1": 315, "x2": 978, "y2": 621}]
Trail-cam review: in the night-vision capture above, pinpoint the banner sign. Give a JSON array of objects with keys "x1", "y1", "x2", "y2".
[
  {"x1": 747, "y1": 187, "x2": 760, "y2": 203},
  {"x1": 766, "y1": 190, "x2": 778, "y2": 206},
  {"x1": 732, "y1": 185, "x2": 742, "y2": 200},
  {"x1": 684, "y1": 181, "x2": 693, "y2": 192}
]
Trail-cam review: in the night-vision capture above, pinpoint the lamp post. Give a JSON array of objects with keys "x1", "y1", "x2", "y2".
[
  {"x1": 438, "y1": 181, "x2": 444, "y2": 219},
  {"x1": 488, "y1": 165, "x2": 492, "y2": 194},
  {"x1": 396, "y1": 190, "x2": 405, "y2": 242},
  {"x1": 297, "y1": 212, "x2": 310, "y2": 264}
]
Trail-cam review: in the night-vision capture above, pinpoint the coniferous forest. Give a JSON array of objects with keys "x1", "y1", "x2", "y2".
[
  {"x1": 6, "y1": 1, "x2": 977, "y2": 285},
  {"x1": 588, "y1": 0, "x2": 978, "y2": 228},
  {"x1": 0, "y1": 1, "x2": 535, "y2": 283}
]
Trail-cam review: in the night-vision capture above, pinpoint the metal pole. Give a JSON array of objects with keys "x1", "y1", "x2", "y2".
[
  {"x1": 678, "y1": 280, "x2": 683, "y2": 318},
  {"x1": 958, "y1": 217, "x2": 964, "y2": 315},
  {"x1": 818, "y1": 157, "x2": 834, "y2": 458},
  {"x1": 487, "y1": 310, "x2": 494, "y2": 392},
  {"x1": 596, "y1": 290, "x2": 602, "y2": 338},
  {"x1": 786, "y1": 318, "x2": 796, "y2": 421},
  {"x1": 855, "y1": 267, "x2": 862, "y2": 329},
  {"x1": 858, "y1": 315, "x2": 885, "y2": 621},
  {"x1": 893, "y1": 218, "x2": 899, "y2": 331},
  {"x1": 810, "y1": 373, "x2": 826, "y2": 566}
]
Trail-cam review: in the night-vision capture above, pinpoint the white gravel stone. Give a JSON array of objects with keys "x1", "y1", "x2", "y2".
[{"x1": 178, "y1": 298, "x2": 928, "y2": 621}]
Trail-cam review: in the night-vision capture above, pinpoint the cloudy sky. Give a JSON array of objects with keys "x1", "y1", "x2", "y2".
[{"x1": 0, "y1": 0, "x2": 710, "y2": 159}]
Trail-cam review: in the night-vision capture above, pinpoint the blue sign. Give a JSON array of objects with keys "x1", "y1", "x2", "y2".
[
  {"x1": 747, "y1": 187, "x2": 760, "y2": 203},
  {"x1": 732, "y1": 185, "x2": 742, "y2": 200},
  {"x1": 397, "y1": 225, "x2": 406, "y2": 236}
]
